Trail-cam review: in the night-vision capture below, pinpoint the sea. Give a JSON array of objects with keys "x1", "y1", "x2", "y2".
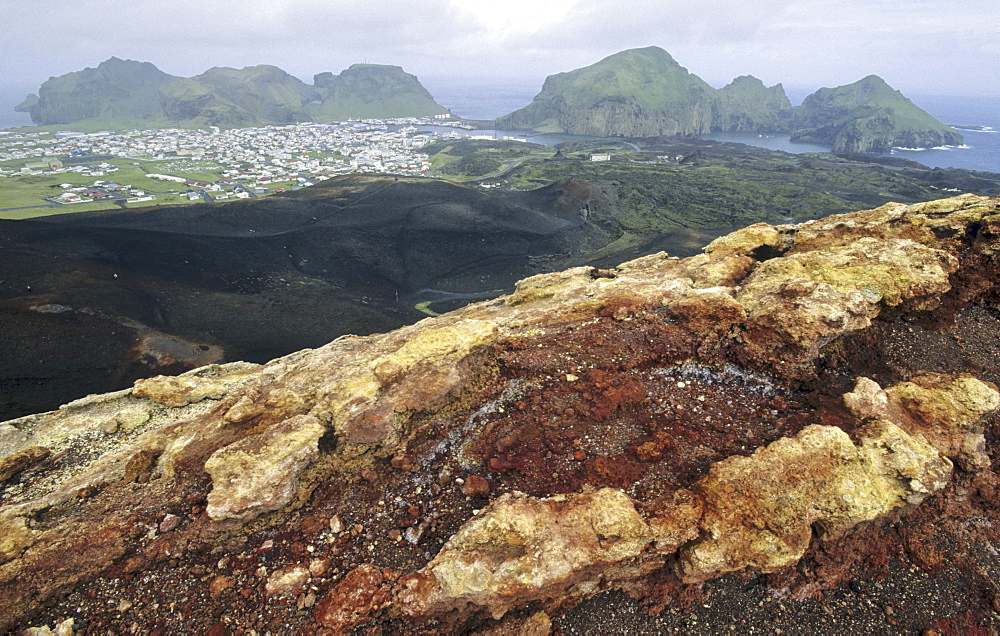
[{"x1": 2, "y1": 83, "x2": 996, "y2": 174}]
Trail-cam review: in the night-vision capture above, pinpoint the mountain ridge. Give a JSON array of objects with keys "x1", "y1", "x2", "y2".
[
  {"x1": 16, "y1": 58, "x2": 448, "y2": 128},
  {"x1": 496, "y1": 46, "x2": 962, "y2": 152},
  {"x1": 13, "y1": 49, "x2": 963, "y2": 153}
]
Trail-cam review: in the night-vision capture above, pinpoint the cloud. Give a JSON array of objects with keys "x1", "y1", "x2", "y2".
[{"x1": 0, "y1": 0, "x2": 996, "y2": 98}]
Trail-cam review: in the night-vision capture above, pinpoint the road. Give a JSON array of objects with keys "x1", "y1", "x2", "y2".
[{"x1": 466, "y1": 156, "x2": 534, "y2": 183}]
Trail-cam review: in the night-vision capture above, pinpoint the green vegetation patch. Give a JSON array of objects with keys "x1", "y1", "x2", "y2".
[
  {"x1": 422, "y1": 139, "x2": 554, "y2": 179},
  {"x1": 498, "y1": 137, "x2": 1000, "y2": 232}
]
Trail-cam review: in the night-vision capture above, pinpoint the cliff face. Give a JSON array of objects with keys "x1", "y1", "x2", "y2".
[
  {"x1": 15, "y1": 58, "x2": 446, "y2": 128},
  {"x1": 3, "y1": 194, "x2": 1000, "y2": 632},
  {"x1": 309, "y1": 64, "x2": 448, "y2": 120},
  {"x1": 495, "y1": 47, "x2": 718, "y2": 136},
  {"x1": 712, "y1": 75, "x2": 792, "y2": 132},
  {"x1": 790, "y1": 75, "x2": 964, "y2": 152},
  {"x1": 16, "y1": 57, "x2": 179, "y2": 125},
  {"x1": 159, "y1": 65, "x2": 319, "y2": 126}
]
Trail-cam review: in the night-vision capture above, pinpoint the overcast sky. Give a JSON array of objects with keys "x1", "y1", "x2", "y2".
[{"x1": 2, "y1": 0, "x2": 998, "y2": 109}]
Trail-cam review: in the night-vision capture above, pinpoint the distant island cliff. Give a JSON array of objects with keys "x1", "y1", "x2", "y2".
[
  {"x1": 15, "y1": 57, "x2": 448, "y2": 128},
  {"x1": 13, "y1": 49, "x2": 963, "y2": 153},
  {"x1": 496, "y1": 46, "x2": 962, "y2": 153},
  {"x1": 789, "y1": 74, "x2": 964, "y2": 153}
]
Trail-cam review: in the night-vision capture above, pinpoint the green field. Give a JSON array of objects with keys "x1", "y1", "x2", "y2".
[
  {"x1": 422, "y1": 140, "x2": 554, "y2": 180},
  {"x1": 0, "y1": 153, "x2": 235, "y2": 218}
]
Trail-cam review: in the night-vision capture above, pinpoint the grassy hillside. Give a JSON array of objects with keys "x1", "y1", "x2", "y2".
[
  {"x1": 496, "y1": 47, "x2": 717, "y2": 136},
  {"x1": 15, "y1": 59, "x2": 447, "y2": 130},
  {"x1": 791, "y1": 76, "x2": 964, "y2": 152},
  {"x1": 422, "y1": 139, "x2": 555, "y2": 178},
  {"x1": 23, "y1": 58, "x2": 179, "y2": 126},
  {"x1": 540, "y1": 47, "x2": 714, "y2": 111},
  {"x1": 309, "y1": 64, "x2": 447, "y2": 121}
]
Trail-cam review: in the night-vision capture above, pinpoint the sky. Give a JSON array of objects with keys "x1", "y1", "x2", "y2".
[{"x1": 2, "y1": 0, "x2": 998, "y2": 114}]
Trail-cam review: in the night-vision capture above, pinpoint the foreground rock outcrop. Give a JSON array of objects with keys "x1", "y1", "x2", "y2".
[{"x1": 2, "y1": 194, "x2": 1000, "y2": 633}]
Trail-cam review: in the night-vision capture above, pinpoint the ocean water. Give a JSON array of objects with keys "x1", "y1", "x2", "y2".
[
  {"x1": 700, "y1": 94, "x2": 998, "y2": 173},
  {"x1": 889, "y1": 94, "x2": 1000, "y2": 174},
  {"x1": 432, "y1": 84, "x2": 999, "y2": 174},
  {"x1": 0, "y1": 110, "x2": 33, "y2": 129},
  {"x1": 423, "y1": 78, "x2": 539, "y2": 121},
  {"x1": 3, "y1": 80, "x2": 995, "y2": 173}
]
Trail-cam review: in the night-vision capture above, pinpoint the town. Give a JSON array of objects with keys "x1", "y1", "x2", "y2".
[{"x1": 0, "y1": 117, "x2": 484, "y2": 212}]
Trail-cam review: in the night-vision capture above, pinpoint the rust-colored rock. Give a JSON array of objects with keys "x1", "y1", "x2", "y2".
[
  {"x1": 0, "y1": 445, "x2": 49, "y2": 483},
  {"x1": 1, "y1": 195, "x2": 999, "y2": 633},
  {"x1": 461, "y1": 474, "x2": 490, "y2": 497},
  {"x1": 313, "y1": 564, "x2": 398, "y2": 631}
]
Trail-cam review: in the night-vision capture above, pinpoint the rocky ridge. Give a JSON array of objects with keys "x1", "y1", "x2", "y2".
[{"x1": 2, "y1": 194, "x2": 1000, "y2": 632}]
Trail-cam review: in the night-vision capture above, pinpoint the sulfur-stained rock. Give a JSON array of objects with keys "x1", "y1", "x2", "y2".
[
  {"x1": 506, "y1": 267, "x2": 595, "y2": 306},
  {"x1": 2, "y1": 195, "x2": 1000, "y2": 632},
  {"x1": 679, "y1": 422, "x2": 953, "y2": 582},
  {"x1": 19, "y1": 617, "x2": 75, "y2": 635},
  {"x1": 736, "y1": 238, "x2": 957, "y2": 374},
  {"x1": 265, "y1": 565, "x2": 311, "y2": 597},
  {"x1": 0, "y1": 513, "x2": 34, "y2": 565},
  {"x1": 704, "y1": 222, "x2": 785, "y2": 257},
  {"x1": 223, "y1": 393, "x2": 260, "y2": 424},
  {"x1": 884, "y1": 373, "x2": 1000, "y2": 470},
  {"x1": 132, "y1": 375, "x2": 228, "y2": 407},
  {"x1": 0, "y1": 424, "x2": 28, "y2": 457},
  {"x1": 204, "y1": 415, "x2": 327, "y2": 521},
  {"x1": 113, "y1": 403, "x2": 152, "y2": 431},
  {"x1": 0, "y1": 446, "x2": 50, "y2": 483},
  {"x1": 397, "y1": 487, "x2": 654, "y2": 620}
]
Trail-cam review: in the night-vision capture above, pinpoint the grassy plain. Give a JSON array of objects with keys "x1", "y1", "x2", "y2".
[
  {"x1": 0, "y1": 154, "x2": 233, "y2": 218},
  {"x1": 422, "y1": 140, "x2": 554, "y2": 179}
]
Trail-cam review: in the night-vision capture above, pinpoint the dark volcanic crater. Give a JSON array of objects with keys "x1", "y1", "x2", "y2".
[{"x1": 0, "y1": 174, "x2": 725, "y2": 420}]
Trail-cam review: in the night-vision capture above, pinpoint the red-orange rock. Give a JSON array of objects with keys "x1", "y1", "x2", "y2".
[{"x1": 313, "y1": 564, "x2": 398, "y2": 631}]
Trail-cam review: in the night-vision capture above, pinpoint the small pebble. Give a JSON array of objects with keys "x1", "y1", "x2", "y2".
[
  {"x1": 328, "y1": 515, "x2": 344, "y2": 534},
  {"x1": 159, "y1": 513, "x2": 181, "y2": 533},
  {"x1": 461, "y1": 475, "x2": 490, "y2": 497}
]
